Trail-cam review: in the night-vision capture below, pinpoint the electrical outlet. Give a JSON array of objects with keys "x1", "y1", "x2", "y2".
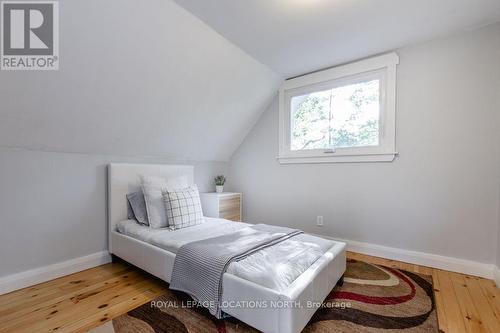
[{"x1": 317, "y1": 216, "x2": 324, "y2": 226}]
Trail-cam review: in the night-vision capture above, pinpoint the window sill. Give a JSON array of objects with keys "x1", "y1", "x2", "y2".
[{"x1": 277, "y1": 152, "x2": 398, "y2": 164}]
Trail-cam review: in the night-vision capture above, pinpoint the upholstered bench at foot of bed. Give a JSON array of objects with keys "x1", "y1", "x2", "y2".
[{"x1": 221, "y1": 242, "x2": 346, "y2": 333}]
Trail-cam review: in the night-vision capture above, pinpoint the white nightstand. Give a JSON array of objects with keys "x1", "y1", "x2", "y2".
[{"x1": 200, "y1": 192, "x2": 242, "y2": 222}]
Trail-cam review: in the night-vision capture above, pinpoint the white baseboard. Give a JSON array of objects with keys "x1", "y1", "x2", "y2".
[
  {"x1": 494, "y1": 266, "x2": 500, "y2": 287},
  {"x1": 313, "y1": 234, "x2": 496, "y2": 280},
  {"x1": 0, "y1": 251, "x2": 111, "y2": 295},
  {"x1": 0, "y1": 242, "x2": 496, "y2": 295}
]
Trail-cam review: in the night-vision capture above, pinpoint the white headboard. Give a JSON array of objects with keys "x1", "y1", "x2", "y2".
[{"x1": 107, "y1": 163, "x2": 194, "y2": 253}]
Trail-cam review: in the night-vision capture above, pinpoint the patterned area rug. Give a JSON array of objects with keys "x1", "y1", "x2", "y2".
[{"x1": 90, "y1": 259, "x2": 439, "y2": 332}]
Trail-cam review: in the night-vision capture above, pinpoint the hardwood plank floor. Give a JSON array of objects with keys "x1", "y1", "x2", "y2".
[{"x1": 0, "y1": 252, "x2": 498, "y2": 333}]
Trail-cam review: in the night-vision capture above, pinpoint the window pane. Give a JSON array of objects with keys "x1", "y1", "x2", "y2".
[
  {"x1": 290, "y1": 79, "x2": 380, "y2": 151},
  {"x1": 330, "y1": 79, "x2": 380, "y2": 148},
  {"x1": 290, "y1": 90, "x2": 332, "y2": 150}
]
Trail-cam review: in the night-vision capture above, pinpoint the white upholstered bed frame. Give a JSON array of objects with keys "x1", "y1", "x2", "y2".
[{"x1": 108, "y1": 163, "x2": 346, "y2": 333}]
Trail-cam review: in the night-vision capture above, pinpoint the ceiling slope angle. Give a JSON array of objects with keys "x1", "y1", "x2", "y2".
[
  {"x1": 174, "y1": 0, "x2": 500, "y2": 77},
  {"x1": 0, "y1": 0, "x2": 282, "y2": 161}
]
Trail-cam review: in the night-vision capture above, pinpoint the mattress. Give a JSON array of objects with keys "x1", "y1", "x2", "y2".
[
  {"x1": 117, "y1": 218, "x2": 336, "y2": 291},
  {"x1": 117, "y1": 218, "x2": 245, "y2": 253}
]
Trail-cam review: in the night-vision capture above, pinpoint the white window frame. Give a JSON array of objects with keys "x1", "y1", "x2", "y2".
[{"x1": 278, "y1": 52, "x2": 399, "y2": 164}]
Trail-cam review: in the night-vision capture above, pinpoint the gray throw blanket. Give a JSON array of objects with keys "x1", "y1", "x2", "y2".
[{"x1": 169, "y1": 224, "x2": 303, "y2": 318}]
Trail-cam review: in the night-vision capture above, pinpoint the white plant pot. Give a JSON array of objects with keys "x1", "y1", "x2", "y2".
[{"x1": 216, "y1": 185, "x2": 224, "y2": 193}]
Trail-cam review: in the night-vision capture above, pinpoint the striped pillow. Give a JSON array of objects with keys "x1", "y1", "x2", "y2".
[{"x1": 162, "y1": 185, "x2": 204, "y2": 230}]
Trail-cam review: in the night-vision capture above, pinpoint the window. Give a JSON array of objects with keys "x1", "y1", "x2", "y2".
[{"x1": 278, "y1": 53, "x2": 399, "y2": 163}]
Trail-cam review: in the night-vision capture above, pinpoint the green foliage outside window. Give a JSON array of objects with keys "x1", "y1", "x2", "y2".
[{"x1": 291, "y1": 80, "x2": 380, "y2": 150}]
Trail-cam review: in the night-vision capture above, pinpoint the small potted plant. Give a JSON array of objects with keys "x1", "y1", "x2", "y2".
[{"x1": 214, "y1": 175, "x2": 226, "y2": 193}]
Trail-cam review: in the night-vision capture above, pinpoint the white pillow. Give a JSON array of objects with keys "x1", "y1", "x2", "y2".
[{"x1": 141, "y1": 175, "x2": 189, "y2": 229}]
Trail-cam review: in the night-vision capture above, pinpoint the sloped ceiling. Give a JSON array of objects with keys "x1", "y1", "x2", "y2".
[
  {"x1": 174, "y1": 0, "x2": 500, "y2": 78},
  {"x1": 0, "y1": 0, "x2": 282, "y2": 162}
]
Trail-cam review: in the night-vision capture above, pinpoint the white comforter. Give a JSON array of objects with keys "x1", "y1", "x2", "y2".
[{"x1": 117, "y1": 218, "x2": 334, "y2": 291}]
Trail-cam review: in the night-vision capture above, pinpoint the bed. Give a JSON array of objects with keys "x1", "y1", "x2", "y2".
[{"x1": 108, "y1": 163, "x2": 346, "y2": 333}]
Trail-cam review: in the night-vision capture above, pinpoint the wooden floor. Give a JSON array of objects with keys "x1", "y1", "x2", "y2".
[{"x1": 0, "y1": 252, "x2": 499, "y2": 333}]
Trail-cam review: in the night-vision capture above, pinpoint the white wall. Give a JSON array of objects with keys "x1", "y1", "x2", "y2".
[
  {"x1": 496, "y1": 77, "x2": 500, "y2": 285},
  {"x1": 229, "y1": 23, "x2": 500, "y2": 265},
  {"x1": 0, "y1": 0, "x2": 280, "y2": 278},
  {"x1": 497, "y1": 81, "x2": 500, "y2": 269},
  {"x1": 0, "y1": 147, "x2": 227, "y2": 277},
  {"x1": 498, "y1": 164, "x2": 500, "y2": 269}
]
